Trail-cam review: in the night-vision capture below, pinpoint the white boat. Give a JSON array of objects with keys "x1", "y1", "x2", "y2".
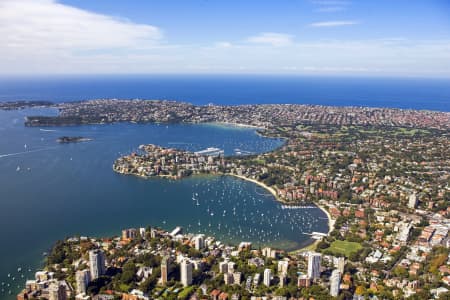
[{"x1": 194, "y1": 147, "x2": 224, "y2": 157}]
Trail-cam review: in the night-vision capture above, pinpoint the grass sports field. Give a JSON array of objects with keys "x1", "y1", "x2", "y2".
[{"x1": 326, "y1": 240, "x2": 362, "y2": 257}]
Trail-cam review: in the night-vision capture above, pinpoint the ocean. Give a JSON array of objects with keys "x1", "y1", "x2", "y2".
[{"x1": 0, "y1": 75, "x2": 449, "y2": 111}]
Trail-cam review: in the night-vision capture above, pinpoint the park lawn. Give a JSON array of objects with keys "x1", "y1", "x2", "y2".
[
  {"x1": 326, "y1": 240, "x2": 362, "y2": 257},
  {"x1": 395, "y1": 127, "x2": 430, "y2": 136},
  {"x1": 178, "y1": 286, "x2": 195, "y2": 299}
]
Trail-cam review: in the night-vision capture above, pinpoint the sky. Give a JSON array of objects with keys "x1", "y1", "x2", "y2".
[{"x1": 1, "y1": 0, "x2": 450, "y2": 77}]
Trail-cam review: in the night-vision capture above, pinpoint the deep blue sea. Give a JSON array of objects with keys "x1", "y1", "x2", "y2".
[{"x1": 0, "y1": 75, "x2": 449, "y2": 111}]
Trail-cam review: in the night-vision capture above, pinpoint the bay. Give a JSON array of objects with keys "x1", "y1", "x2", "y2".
[{"x1": 0, "y1": 108, "x2": 327, "y2": 300}]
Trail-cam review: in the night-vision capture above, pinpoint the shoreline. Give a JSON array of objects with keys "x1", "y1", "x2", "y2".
[
  {"x1": 227, "y1": 173, "x2": 334, "y2": 252},
  {"x1": 227, "y1": 173, "x2": 279, "y2": 200},
  {"x1": 209, "y1": 121, "x2": 265, "y2": 130},
  {"x1": 317, "y1": 203, "x2": 335, "y2": 235},
  {"x1": 116, "y1": 168, "x2": 334, "y2": 252},
  {"x1": 293, "y1": 203, "x2": 335, "y2": 253}
]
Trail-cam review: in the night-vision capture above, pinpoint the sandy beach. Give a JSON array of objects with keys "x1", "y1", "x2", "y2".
[
  {"x1": 212, "y1": 121, "x2": 265, "y2": 129},
  {"x1": 228, "y1": 174, "x2": 279, "y2": 199},
  {"x1": 317, "y1": 203, "x2": 335, "y2": 234}
]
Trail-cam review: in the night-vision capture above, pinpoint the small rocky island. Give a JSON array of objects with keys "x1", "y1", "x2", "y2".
[{"x1": 56, "y1": 136, "x2": 92, "y2": 143}]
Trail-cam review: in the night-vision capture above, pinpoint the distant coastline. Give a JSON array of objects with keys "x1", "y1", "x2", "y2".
[
  {"x1": 1, "y1": 75, "x2": 450, "y2": 112},
  {"x1": 15, "y1": 99, "x2": 450, "y2": 130},
  {"x1": 0, "y1": 100, "x2": 54, "y2": 110}
]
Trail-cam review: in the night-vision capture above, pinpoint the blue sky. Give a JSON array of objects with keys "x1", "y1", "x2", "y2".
[
  {"x1": 60, "y1": 0, "x2": 450, "y2": 42},
  {"x1": 1, "y1": 0, "x2": 450, "y2": 76}
]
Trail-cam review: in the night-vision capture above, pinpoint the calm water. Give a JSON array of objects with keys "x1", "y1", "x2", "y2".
[
  {"x1": 0, "y1": 108, "x2": 327, "y2": 300},
  {"x1": 0, "y1": 75, "x2": 449, "y2": 111}
]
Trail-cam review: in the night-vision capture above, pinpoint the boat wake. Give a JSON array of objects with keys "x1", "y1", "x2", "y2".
[
  {"x1": 0, "y1": 146, "x2": 58, "y2": 159},
  {"x1": 39, "y1": 129, "x2": 57, "y2": 132}
]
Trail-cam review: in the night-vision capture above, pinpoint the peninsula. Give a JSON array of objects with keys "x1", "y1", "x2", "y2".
[
  {"x1": 23, "y1": 99, "x2": 450, "y2": 130},
  {"x1": 0, "y1": 100, "x2": 54, "y2": 111}
]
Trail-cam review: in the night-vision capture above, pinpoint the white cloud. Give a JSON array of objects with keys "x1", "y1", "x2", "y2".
[
  {"x1": 0, "y1": 1, "x2": 449, "y2": 77},
  {"x1": 214, "y1": 42, "x2": 233, "y2": 48},
  {"x1": 309, "y1": 20, "x2": 359, "y2": 27},
  {"x1": 315, "y1": 6, "x2": 346, "y2": 13},
  {"x1": 311, "y1": 0, "x2": 351, "y2": 13},
  {"x1": 0, "y1": 0, "x2": 162, "y2": 54},
  {"x1": 247, "y1": 32, "x2": 293, "y2": 47},
  {"x1": 193, "y1": 38, "x2": 450, "y2": 77}
]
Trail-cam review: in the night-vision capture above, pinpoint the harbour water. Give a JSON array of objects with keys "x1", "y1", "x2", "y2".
[{"x1": 0, "y1": 108, "x2": 328, "y2": 300}]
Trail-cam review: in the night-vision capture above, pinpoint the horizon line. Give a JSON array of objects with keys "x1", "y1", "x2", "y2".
[{"x1": 1, "y1": 73, "x2": 450, "y2": 80}]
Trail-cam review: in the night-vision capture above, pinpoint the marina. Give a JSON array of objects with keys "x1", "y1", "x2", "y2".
[
  {"x1": 194, "y1": 147, "x2": 224, "y2": 156},
  {"x1": 280, "y1": 205, "x2": 317, "y2": 209},
  {"x1": 234, "y1": 148, "x2": 255, "y2": 156}
]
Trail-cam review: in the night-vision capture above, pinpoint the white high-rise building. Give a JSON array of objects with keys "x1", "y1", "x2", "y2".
[
  {"x1": 89, "y1": 249, "x2": 106, "y2": 280},
  {"x1": 233, "y1": 272, "x2": 241, "y2": 285},
  {"x1": 180, "y1": 260, "x2": 193, "y2": 287},
  {"x1": 227, "y1": 261, "x2": 236, "y2": 273},
  {"x1": 48, "y1": 282, "x2": 66, "y2": 300},
  {"x1": 194, "y1": 234, "x2": 205, "y2": 250},
  {"x1": 75, "y1": 269, "x2": 90, "y2": 295},
  {"x1": 307, "y1": 252, "x2": 322, "y2": 280},
  {"x1": 279, "y1": 273, "x2": 286, "y2": 288},
  {"x1": 160, "y1": 256, "x2": 168, "y2": 285},
  {"x1": 262, "y1": 247, "x2": 276, "y2": 258},
  {"x1": 139, "y1": 227, "x2": 146, "y2": 238},
  {"x1": 333, "y1": 257, "x2": 345, "y2": 274},
  {"x1": 263, "y1": 268, "x2": 271, "y2": 287},
  {"x1": 224, "y1": 272, "x2": 234, "y2": 285},
  {"x1": 278, "y1": 260, "x2": 289, "y2": 275},
  {"x1": 219, "y1": 261, "x2": 228, "y2": 273},
  {"x1": 330, "y1": 269, "x2": 341, "y2": 297}
]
